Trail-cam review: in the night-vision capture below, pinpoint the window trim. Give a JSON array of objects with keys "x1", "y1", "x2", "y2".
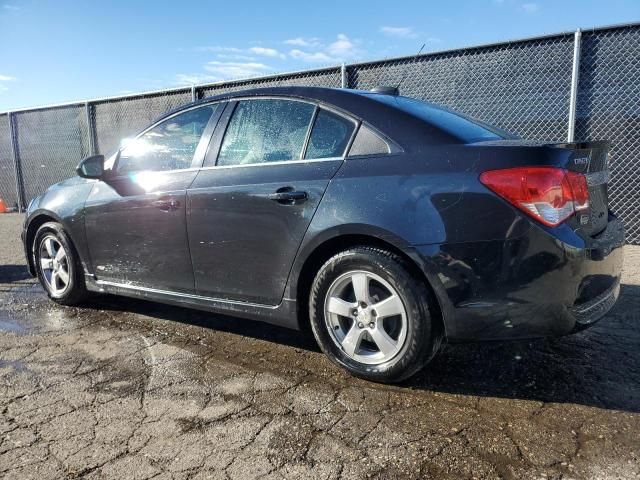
[
  {"x1": 202, "y1": 96, "x2": 360, "y2": 170},
  {"x1": 300, "y1": 105, "x2": 319, "y2": 160},
  {"x1": 107, "y1": 102, "x2": 224, "y2": 178},
  {"x1": 199, "y1": 156, "x2": 346, "y2": 172}
]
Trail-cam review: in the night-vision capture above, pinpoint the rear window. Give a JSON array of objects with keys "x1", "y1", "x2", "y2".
[{"x1": 370, "y1": 95, "x2": 514, "y2": 143}]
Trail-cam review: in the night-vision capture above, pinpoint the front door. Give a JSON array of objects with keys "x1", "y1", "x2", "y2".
[
  {"x1": 84, "y1": 104, "x2": 220, "y2": 292},
  {"x1": 187, "y1": 98, "x2": 357, "y2": 305}
]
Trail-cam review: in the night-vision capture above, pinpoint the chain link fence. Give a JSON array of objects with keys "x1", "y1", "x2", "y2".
[
  {"x1": 575, "y1": 25, "x2": 640, "y2": 247},
  {"x1": 348, "y1": 34, "x2": 575, "y2": 141},
  {"x1": 14, "y1": 105, "x2": 91, "y2": 203},
  {"x1": 0, "y1": 114, "x2": 17, "y2": 209},
  {"x1": 0, "y1": 23, "x2": 638, "y2": 243},
  {"x1": 92, "y1": 90, "x2": 194, "y2": 157}
]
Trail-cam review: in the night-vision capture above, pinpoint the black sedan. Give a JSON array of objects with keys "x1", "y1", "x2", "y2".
[{"x1": 22, "y1": 86, "x2": 624, "y2": 382}]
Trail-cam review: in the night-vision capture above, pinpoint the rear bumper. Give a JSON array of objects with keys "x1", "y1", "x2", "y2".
[
  {"x1": 415, "y1": 215, "x2": 624, "y2": 341},
  {"x1": 570, "y1": 279, "x2": 620, "y2": 329}
]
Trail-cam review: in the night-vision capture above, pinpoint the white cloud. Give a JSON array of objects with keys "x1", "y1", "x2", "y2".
[
  {"x1": 0, "y1": 74, "x2": 15, "y2": 92},
  {"x1": 326, "y1": 33, "x2": 360, "y2": 59},
  {"x1": 380, "y1": 26, "x2": 418, "y2": 39},
  {"x1": 289, "y1": 49, "x2": 335, "y2": 63},
  {"x1": 195, "y1": 45, "x2": 285, "y2": 60},
  {"x1": 283, "y1": 37, "x2": 322, "y2": 48},
  {"x1": 203, "y1": 61, "x2": 272, "y2": 79},
  {"x1": 286, "y1": 33, "x2": 363, "y2": 64},
  {"x1": 216, "y1": 53, "x2": 257, "y2": 61},
  {"x1": 521, "y1": 2, "x2": 539, "y2": 13},
  {"x1": 175, "y1": 73, "x2": 220, "y2": 85},
  {"x1": 248, "y1": 47, "x2": 286, "y2": 59},
  {"x1": 196, "y1": 46, "x2": 243, "y2": 53}
]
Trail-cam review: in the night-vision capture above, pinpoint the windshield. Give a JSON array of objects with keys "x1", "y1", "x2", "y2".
[{"x1": 369, "y1": 94, "x2": 516, "y2": 143}]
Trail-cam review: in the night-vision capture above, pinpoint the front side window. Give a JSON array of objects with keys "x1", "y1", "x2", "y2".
[
  {"x1": 116, "y1": 106, "x2": 215, "y2": 174},
  {"x1": 305, "y1": 109, "x2": 355, "y2": 159},
  {"x1": 217, "y1": 99, "x2": 315, "y2": 166}
]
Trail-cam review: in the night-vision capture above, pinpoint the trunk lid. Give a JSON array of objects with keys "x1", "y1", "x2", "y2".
[{"x1": 557, "y1": 140, "x2": 610, "y2": 237}]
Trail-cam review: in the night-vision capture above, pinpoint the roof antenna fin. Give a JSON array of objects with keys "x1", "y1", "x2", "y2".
[{"x1": 395, "y1": 43, "x2": 426, "y2": 93}]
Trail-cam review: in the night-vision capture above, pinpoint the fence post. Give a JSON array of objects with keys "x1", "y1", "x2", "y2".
[
  {"x1": 567, "y1": 28, "x2": 582, "y2": 142},
  {"x1": 191, "y1": 85, "x2": 197, "y2": 102},
  {"x1": 85, "y1": 102, "x2": 97, "y2": 155},
  {"x1": 8, "y1": 112, "x2": 26, "y2": 212},
  {"x1": 341, "y1": 63, "x2": 348, "y2": 89}
]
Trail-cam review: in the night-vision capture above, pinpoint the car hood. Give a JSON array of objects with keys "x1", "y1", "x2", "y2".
[{"x1": 48, "y1": 176, "x2": 91, "y2": 190}]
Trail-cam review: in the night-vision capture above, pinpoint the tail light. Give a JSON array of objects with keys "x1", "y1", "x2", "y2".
[{"x1": 479, "y1": 167, "x2": 589, "y2": 227}]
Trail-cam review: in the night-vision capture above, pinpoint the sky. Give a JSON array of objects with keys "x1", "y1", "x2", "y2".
[{"x1": 0, "y1": 0, "x2": 638, "y2": 111}]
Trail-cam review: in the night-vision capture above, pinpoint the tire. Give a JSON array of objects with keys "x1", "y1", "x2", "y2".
[
  {"x1": 309, "y1": 246, "x2": 440, "y2": 383},
  {"x1": 33, "y1": 222, "x2": 90, "y2": 306}
]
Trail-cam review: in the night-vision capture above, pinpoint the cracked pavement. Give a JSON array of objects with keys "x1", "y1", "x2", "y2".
[{"x1": 0, "y1": 213, "x2": 639, "y2": 479}]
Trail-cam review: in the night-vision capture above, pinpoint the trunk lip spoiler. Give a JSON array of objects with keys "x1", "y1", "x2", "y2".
[{"x1": 469, "y1": 139, "x2": 611, "y2": 150}]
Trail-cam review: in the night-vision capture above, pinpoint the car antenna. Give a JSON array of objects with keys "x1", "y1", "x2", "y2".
[{"x1": 395, "y1": 43, "x2": 426, "y2": 93}]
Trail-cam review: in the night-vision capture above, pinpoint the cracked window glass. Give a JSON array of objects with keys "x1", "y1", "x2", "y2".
[{"x1": 217, "y1": 99, "x2": 315, "y2": 166}]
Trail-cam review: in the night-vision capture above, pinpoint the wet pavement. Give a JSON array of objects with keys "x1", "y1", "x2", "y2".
[{"x1": 0, "y1": 213, "x2": 638, "y2": 479}]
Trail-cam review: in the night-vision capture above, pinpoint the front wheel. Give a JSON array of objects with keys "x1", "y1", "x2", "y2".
[
  {"x1": 33, "y1": 222, "x2": 90, "y2": 306},
  {"x1": 309, "y1": 246, "x2": 440, "y2": 383}
]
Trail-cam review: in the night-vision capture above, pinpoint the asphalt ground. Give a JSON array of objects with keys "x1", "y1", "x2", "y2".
[{"x1": 0, "y1": 213, "x2": 638, "y2": 479}]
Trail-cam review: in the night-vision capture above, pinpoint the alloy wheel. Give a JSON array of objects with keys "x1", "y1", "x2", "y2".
[
  {"x1": 324, "y1": 270, "x2": 408, "y2": 365},
  {"x1": 39, "y1": 235, "x2": 71, "y2": 296}
]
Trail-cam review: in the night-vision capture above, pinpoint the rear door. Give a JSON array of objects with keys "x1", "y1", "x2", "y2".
[
  {"x1": 84, "y1": 104, "x2": 222, "y2": 292},
  {"x1": 187, "y1": 98, "x2": 357, "y2": 305}
]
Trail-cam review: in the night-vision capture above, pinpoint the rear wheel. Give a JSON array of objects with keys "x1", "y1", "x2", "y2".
[
  {"x1": 34, "y1": 222, "x2": 90, "y2": 305},
  {"x1": 309, "y1": 246, "x2": 440, "y2": 383}
]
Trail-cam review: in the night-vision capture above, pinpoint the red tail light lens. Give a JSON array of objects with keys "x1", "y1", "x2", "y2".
[{"x1": 479, "y1": 167, "x2": 589, "y2": 227}]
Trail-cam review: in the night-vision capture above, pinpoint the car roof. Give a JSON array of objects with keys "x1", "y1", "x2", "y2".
[
  {"x1": 155, "y1": 86, "x2": 492, "y2": 147},
  {"x1": 162, "y1": 86, "x2": 391, "y2": 119}
]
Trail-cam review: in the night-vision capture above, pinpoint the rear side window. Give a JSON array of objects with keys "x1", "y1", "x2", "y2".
[
  {"x1": 305, "y1": 109, "x2": 355, "y2": 159},
  {"x1": 348, "y1": 125, "x2": 391, "y2": 157},
  {"x1": 217, "y1": 99, "x2": 315, "y2": 166}
]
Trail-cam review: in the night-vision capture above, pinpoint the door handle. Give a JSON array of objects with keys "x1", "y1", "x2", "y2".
[
  {"x1": 151, "y1": 198, "x2": 181, "y2": 211},
  {"x1": 267, "y1": 190, "x2": 308, "y2": 204}
]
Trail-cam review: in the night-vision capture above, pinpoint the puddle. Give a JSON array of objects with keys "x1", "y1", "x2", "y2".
[
  {"x1": 0, "y1": 359, "x2": 27, "y2": 372},
  {"x1": 0, "y1": 316, "x2": 26, "y2": 333}
]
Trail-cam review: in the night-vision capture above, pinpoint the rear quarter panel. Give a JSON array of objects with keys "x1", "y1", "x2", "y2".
[
  {"x1": 309, "y1": 148, "x2": 533, "y2": 247},
  {"x1": 283, "y1": 146, "x2": 556, "y2": 333},
  {"x1": 290, "y1": 145, "x2": 621, "y2": 340}
]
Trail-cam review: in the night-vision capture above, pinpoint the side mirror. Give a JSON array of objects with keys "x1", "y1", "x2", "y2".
[{"x1": 76, "y1": 155, "x2": 105, "y2": 179}]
